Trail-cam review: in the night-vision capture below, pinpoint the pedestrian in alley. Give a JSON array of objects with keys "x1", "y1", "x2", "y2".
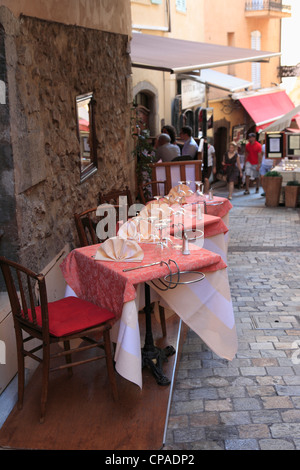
[
  {"x1": 221, "y1": 141, "x2": 243, "y2": 200},
  {"x1": 198, "y1": 137, "x2": 216, "y2": 193},
  {"x1": 244, "y1": 133, "x2": 262, "y2": 195},
  {"x1": 259, "y1": 139, "x2": 273, "y2": 196}
]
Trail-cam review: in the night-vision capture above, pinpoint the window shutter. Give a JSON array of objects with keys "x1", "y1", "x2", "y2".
[{"x1": 251, "y1": 31, "x2": 261, "y2": 89}]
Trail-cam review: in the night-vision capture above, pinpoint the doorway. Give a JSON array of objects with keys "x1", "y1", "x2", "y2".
[{"x1": 214, "y1": 126, "x2": 228, "y2": 174}]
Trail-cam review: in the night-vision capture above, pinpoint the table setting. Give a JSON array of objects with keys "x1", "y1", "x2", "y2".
[{"x1": 60, "y1": 181, "x2": 236, "y2": 388}]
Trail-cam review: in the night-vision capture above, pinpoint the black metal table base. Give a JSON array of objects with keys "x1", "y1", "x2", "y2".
[
  {"x1": 142, "y1": 283, "x2": 176, "y2": 386},
  {"x1": 142, "y1": 344, "x2": 175, "y2": 386}
]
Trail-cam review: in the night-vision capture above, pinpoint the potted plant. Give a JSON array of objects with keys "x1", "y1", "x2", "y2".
[
  {"x1": 285, "y1": 180, "x2": 300, "y2": 208},
  {"x1": 263, "y1": 170, "x2": 283, "y2": 207}
]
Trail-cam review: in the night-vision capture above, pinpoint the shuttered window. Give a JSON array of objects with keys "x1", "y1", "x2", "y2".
[{"x1": 251, "y1": 31, "x2": 261, "y2": 89}]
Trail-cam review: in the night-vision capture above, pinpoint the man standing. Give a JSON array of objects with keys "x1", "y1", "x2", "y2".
[
  {"x1": 180, "y1": 126, "x2": 198, "y2": 159},
  {"x1": 244, "y1": 133, "x2": 262, "y2": 195}
]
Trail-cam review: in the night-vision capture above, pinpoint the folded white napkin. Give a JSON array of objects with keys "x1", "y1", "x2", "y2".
[{"x1": 94, "y1": 236, "x2": 144, "y2": 262}]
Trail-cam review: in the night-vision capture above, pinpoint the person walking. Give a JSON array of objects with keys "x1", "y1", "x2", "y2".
[
  {"x1": 244, "y1": 132, "x2": 262, "y2": 195},
  {"x1": 198, "y1": 137, "x2": 216, "y2": 193},
  {"x1": 259, "y1": 140, "x2": 273, "y2": 196},
  {"x1": 222, "y1": 141, "x2": 242, "y2": 200}
]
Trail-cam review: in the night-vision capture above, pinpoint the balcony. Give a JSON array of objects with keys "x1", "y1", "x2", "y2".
[{"x1": 245, "y1": 1, "x2": 291, "y2": 18}]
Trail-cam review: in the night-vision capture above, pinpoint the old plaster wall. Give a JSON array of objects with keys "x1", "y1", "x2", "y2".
[
  {"x1": 0, "y1": 22, "x2": 19, "y2": 264},
  {"x1": 0, "y1": 0, "x2": 132, "y2": 37},
  {"x1": 0, "y1": 9, "x2": 133, "y2": 280}
]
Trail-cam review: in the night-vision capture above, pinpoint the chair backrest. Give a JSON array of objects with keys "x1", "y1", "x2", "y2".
[
  {"x1": 74, "y1": 207, "x2": 99, "y2": 247},
  {"x1": 98, "y1": 186, "x2": 135, "y2": 226},
  {"x1": 0, "y1": 256, "x2": 49, "y2": 336},
  {"x1": 138, "y1": 180, "x2": 167, "y2": 205},
  {"x1": 98, "y1": 186, "x2": 133, "y2": 207},
  {"x1": 150, "y1": 160, "x2": 202, "y2": 193}
]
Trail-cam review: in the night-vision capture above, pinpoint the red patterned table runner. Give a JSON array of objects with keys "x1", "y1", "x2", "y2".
[{"x1": 60, "y1": 243, "x2": 226, "y2": 319}]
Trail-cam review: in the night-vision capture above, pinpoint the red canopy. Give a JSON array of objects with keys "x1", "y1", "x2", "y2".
[
  {"x1": 79, "y1": 118, "x2": 89, "y2": 132},
  {"x1": 239, "y1": 91, "x2": 296, "y2": 131}
]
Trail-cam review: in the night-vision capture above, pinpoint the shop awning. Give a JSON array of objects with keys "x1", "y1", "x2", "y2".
[
  {"x1": 239, "y1": 90, "x2": 296, "y2": 131},
  {"x1": 258, "y1": 104, "x2": 300, "y2": 139},
  {"x1": 131, "y1": 32, "x2": 281, "y2": 74},
  {"x1": 179, "y1": 69, "x2": 253, "y2": 92}
]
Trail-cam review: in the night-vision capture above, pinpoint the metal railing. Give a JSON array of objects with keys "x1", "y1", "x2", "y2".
[{"x1": 245, "y1": 1, "x2": 291, "y2": 12}]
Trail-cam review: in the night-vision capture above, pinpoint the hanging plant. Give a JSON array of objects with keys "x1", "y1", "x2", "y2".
[{"x1": 131, "y1": 104, "x2": 156, "y2": 193}]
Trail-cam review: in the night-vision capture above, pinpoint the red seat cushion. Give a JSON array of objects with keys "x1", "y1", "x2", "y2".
[{"x1": 25, "y1": 296, "x2": 115, "y2": 337}]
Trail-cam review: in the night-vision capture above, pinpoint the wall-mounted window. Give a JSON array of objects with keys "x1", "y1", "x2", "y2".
[
  {"x1": 76, "y1": 92, "x2": 97, "y2": 182},
  {"x1": 176, "y1": 0, "x2": 186, "y2": 13}
]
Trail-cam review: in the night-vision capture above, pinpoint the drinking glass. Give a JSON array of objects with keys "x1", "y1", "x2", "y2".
[
  {"x1": 185, "y1": 180, "x2": 194, "y2": 196},
  {"x1": 195, "y1": 181, "x2": 204, "y2": 197}
]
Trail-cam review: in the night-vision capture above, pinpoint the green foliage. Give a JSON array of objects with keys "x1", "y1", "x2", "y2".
[
  {"x1": 264, "y1": 170, "x2": 282, "y2": 177},
  {"x1": 286, "y1": 180, "x2": 300, "y2": 186},
  {"x1": 131, "y1": 104, "x2": 155, "y2": 188}
]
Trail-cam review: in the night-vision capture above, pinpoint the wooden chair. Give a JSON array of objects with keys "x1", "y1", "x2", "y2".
[
  {"x1": 98, "y1": 186, "x2": 135, "y2": 224},
  {"x1": 138, "y1": 180, "x2": 167, "y2": 205},
  {"x1": 150, "y1": 160, "x2": 202, "y2": 194},
  {"x1": 74, "y1": 207, "x2": 99, "y2": 247},
  {"x1": 0, "y1": 256, "x2": 118, "y2": 423},
  {"x1": 98, "y1": 186, "x2": 133, "y2": 208}
]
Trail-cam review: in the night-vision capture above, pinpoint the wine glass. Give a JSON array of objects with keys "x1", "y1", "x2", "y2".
[
  {"x1": 177, "y1": 181, "x2": 185, "y2": 196},
  {"x1": 195, "y1": 181, "x2": 204, "y2": 197},
  {"x1": 154, "y1": 218, "x2": 172, "y2": 259},
  {"x1": 153, "y1": 195, "x2": 163, "y2": 206},
  {"x1": 185, "y1": 180, "x2": 194, "y2": 196}
]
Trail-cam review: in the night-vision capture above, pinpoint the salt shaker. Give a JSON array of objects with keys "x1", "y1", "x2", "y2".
[
  {"x1": 196, "y1": 203, "x2": 203, "y2": 220},
  {"x1": 182, "y1": 232, "x2": 190, "y2": 255}
]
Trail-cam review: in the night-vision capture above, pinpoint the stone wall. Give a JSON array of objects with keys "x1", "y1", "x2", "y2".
[
  {"x1": 0, "y1": 9, "x2": 133, "y2": 284},
  {"x1": 0, "y1": 22, "x2": 19, "y2": 268}
]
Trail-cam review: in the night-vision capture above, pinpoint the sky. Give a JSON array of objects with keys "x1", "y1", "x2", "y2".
[
  {"x1": 281, "y1": 0, "x2": 300, "y2": 66},
  {"x1": 280, "y1": 0, "x2": 300, "y2": 103}
]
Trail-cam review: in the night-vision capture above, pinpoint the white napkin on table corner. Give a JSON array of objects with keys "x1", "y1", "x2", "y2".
[{"x1": 94, "y1": 236, "x2": 144, "y2": 262}]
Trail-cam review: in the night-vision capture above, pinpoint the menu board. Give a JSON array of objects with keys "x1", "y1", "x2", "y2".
[
  {"x1": 265, "y1": 132, "x2": 284, "y2": 159},
  {"x1": 287, "y1": 133, "x2": 300, "y2": 156}
]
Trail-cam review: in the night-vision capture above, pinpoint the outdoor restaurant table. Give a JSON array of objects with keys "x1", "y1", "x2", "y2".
[
  {"x1": 140, "y1": 199, "x2": 229, "y2": 262},
  {"x1": 184, "y1": 194, "x2": 232, "y2": 229},
  {"x1": 60, "y1": 241, "x2": 237, "y2": 389},
  {"x1": 169, "y1": 209, "x2": 229, "y2": 263}
]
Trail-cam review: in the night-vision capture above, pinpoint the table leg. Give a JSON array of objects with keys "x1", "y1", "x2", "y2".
[{"x1": 141, "y1": 283, "x2": 175, "y2": 386}]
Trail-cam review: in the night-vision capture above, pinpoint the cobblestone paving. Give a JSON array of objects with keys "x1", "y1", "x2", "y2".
[{"x1": 164, "y1": 190, "x2": 300, "y2": 450}]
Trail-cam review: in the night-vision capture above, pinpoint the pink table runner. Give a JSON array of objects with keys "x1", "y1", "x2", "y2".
[
  {"x1": 184, "y1": 195, "x2": 232, "y2": 219},
  {"x1": 60, "y1": 243, "x2": 226, "y2": 320},
  {"x1": 170, "y1": 212, "x2": 228, "y2": 238}
]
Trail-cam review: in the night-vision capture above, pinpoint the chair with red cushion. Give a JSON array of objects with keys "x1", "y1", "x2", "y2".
[{"x1": 0, "y1": 256, "x2": 118, "y2": 423}]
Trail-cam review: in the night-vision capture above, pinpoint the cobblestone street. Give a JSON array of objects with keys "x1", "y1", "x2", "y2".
[{"x1": 164, "y1": 187, "x2": 300, "y2": 450}]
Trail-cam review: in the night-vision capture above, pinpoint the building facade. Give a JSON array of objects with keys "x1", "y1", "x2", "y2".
[
  {"x1": 0, "y1": 0, "x2": 133, "y2": 280},
  {"x1": 131, "y1": 0, "x2": 292, "y2": 167}
]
